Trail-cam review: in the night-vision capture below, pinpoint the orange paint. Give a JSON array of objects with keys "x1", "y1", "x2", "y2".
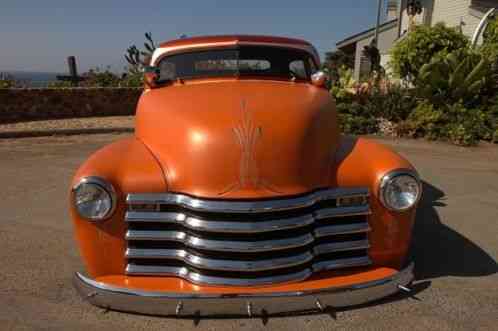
[
  {"x1": 70, "y1": 35, "x2": 419, "y2": 293},
  {"x1": 70, "y1": 137, "x2": 167, "y2": 277},
  {"x1": 136, "y1": 79, "x2": 338, "y2": 198}
]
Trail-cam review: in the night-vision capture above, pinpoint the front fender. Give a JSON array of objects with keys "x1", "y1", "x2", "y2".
[
  {"x1": 332, "y1": 136, "x2": 419, "y2": 268},
  {"x1": 70, "y1": 137, "x2": 167, "y2": 278}
]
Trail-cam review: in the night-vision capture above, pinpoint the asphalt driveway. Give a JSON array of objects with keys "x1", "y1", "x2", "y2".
[{"x1": 0, "y1": 133, "x2": 496, "y2": 331}]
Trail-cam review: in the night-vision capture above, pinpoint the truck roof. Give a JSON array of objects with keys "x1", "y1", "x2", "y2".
[
  {"x1": 152, "y1": 35, "x2": 320, "y2": 66},
  {"x1": 159, "y1": 35, "x2": 312, "y2": 48}
]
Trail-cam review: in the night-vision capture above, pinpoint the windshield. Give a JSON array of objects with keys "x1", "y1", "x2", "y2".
[{"x1": 156, "y1": 46, "x2": 316, "y2": 83}]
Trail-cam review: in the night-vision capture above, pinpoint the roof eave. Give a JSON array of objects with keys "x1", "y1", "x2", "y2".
[{"x1": 336, "y1": 19, "x2": 398, "y2": 49}]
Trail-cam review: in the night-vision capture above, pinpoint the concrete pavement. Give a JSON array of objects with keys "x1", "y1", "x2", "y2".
[{"x1": 0, "y1": 134, "x2": 496, "y2": 330}]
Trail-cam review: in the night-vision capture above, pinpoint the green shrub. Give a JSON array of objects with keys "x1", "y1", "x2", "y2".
[
  {"x1": 402, "y1": 101, "x2": 492, "y2": 146},
  {"x1": 480, "y1": 37, "x2": 498, "y2": 62},
  {"x1": 404, "y1": 101, "x2": 447, "y2": 140},
  {"x1": 370, "y1": 83, "x2": 416, "y2": 122},
  {"x1": 390, "y1": 23, "x2": 469, "y2": 81},
  {"x1": 483, "y1": 16, "x2": 498, "y2": 45},
  {"x1": 336, "y1": 102, "x2": 378, "y2": 135},
  {"x1": 479, "y1": 16, "x2": 498, "y2": 99},
  {"x1": 119, "y1": 70, "x2": 143, "y2": 87},
  {"x1": 46, "y1": 67, "x2": 143, "y2": 88},
  {"x1": 80, "y1": 68, "x2": 121, "y2": 87},
  {"x1": 47, "y1": 80, "x2": 73, "y2": 88},
  {"x1": 445, "y1": 103, "x2": 490, "y2": 146},
  {"x1": 0, "y1": 79, "x2": 14, "y2": 88},
  {"x1": 0, "y1": 72, "x2": 17, "y2": 88},
  {"x1": 493, "y1": 128, "x2": 498, "y2": 143},
  {"x1": 333, "y1": 76, "x2": 417, "y2": 137},
  {"x1": 486, "y1": 100, "x2": 498, "y2": 143},
  {"x1": 335, "y1": 80, "x2": 416, "y2": 117}
]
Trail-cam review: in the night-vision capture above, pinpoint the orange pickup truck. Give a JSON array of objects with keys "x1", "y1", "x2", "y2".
[{"x1": 70, "y1": 35, "x2": 421, "y2": 317}]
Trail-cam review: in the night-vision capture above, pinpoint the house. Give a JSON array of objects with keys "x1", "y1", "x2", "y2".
[{"x1": 336, "y1": 0, "x2": 497, "y2": 81}]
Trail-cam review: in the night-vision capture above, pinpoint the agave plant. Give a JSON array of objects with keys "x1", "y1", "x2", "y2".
[{"x1": 416, "y1": 50, "x2": 489, "y2": 106}]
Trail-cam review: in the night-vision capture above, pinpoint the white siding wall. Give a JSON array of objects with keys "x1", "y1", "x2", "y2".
[
  {"x1": 430, "y1": 0, "x2": 481, "y2": 36},
  {"x1": 399, "y1": 0, "x2": 483, "y2": 38},
  {"x1": 353, "y1": 25, "x2": 399, "y2": 81}
]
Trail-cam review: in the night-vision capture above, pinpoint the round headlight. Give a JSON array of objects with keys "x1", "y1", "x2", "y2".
[
  {"x1": 379, "y1": 170, "x2": 421, "y2": 211},
  {"x1": 72, "y1": 177, "x2": 116, "y2": 221}
]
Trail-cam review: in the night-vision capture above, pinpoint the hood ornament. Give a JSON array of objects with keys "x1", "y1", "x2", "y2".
[{"x1": 219, "y1": 100, "x2": 281, "y2": 196}]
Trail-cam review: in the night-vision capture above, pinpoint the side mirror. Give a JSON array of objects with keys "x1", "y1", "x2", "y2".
[
  {"x1": 311, "y1": 71, "x2": 328, "y2": 88},
  {"x1": 143, "y1": 66, "x2": 160, "y2": 89}
]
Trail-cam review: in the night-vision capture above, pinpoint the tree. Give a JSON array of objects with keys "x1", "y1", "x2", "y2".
[
  {"x1": 125, "y1": 32, "x2": 157, "y2": 74},
  {"x1": 322, "y1": 50, "x2": 354, "y2": 87},
  {"x1": 362, "y1": 40, "x2": 382, "y2": 74},
  {"x1": 390, "y1": 23, "x2": 469, "y2": 81},
  {"x1": 480, "y1": 16, "x2": 498, "y2": 99},
  {"x1": 406, "y1": 0, "x2": 423, "y2": 31}
]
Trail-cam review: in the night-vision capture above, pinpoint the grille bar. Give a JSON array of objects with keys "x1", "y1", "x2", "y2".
[
  {"x1": 314, "y1": 223, "x2": 371, "y2": 238},
  {"x1": 126, "y1": 248, "x2": 314, "y2": 272},
  {"x1": 125, "y1": 265, "x2": 313, "y2": 287},
  {"x1": 313, "y1": 240, "x2": 370, "y2": 255},
  {"x1": 127, "y1": 188, "x2": 369, "y2": 214},
  {"x1": 315, "y1": 205, "x2": 371, "y2": 219},
  {"x1": 312, "y1": 256, "x2": 372, "y2": 272},
  {"x1": 125, "y1": 212, "x2": 316, "y2": 233},
  {"x1": 126, "y1": 230, "x2": 315, "y2": 252}
]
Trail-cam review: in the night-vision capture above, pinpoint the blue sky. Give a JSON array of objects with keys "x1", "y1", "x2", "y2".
[{"x1": 1, "y1": 0, "x2": 387, "y2": 73}]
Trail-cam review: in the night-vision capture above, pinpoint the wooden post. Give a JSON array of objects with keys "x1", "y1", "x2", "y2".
[
  {"x1": 56, "y1": 56, "x2": 85, "y2": 86},
  {"x1": 67, "y1": 56, "x2": 78, "y2": 79}
]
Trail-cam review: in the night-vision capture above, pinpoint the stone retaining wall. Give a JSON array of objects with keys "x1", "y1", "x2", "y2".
[{"x1": 0, "y1": 88, "x2": 142, "y2": 124}]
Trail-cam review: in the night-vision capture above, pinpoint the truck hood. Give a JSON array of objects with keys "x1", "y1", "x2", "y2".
[{"x1": 135, "y1": 80, "x2": 339, "y2": 198}]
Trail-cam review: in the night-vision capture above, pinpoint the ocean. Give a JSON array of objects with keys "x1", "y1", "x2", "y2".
[{"x1": 1, "y1": 71, "x2": 63, "y2": 87}]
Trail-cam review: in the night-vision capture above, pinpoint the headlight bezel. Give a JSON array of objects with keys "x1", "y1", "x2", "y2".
[
  {"x1": 72, "y1": 176, "x2": 117, "y2": 221},
  {"x1": 379, "y1": 169, "x2": 422, "y2": 212}
]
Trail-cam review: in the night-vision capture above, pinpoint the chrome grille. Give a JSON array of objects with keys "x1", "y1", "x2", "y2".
[{"x1": 125, "y1": 188, "x2": 371, "y2": 286}]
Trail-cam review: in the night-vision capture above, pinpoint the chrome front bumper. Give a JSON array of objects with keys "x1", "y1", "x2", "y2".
[{"x1": 73, "y1": 263, "x2": 414, "y2": 317}]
